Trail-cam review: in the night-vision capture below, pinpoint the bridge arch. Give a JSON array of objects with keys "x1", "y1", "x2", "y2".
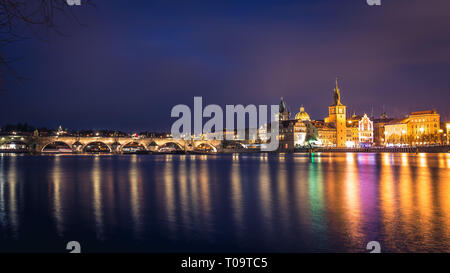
[
  {"x1": 42, "y1": 141, "x2": 72, "y2": 153},
  {"x1": 83, "y1": 141, "x2": 112, "y2": 153},
  {"x1": 195, "y1": 143, "x2": 217, "y2": 152},
  {"x1": 122, "y1": 142, "x2": 146, "y2": 152},
  {"x1": 157, "y1": 142, "x2": 183, "y2": 152}
]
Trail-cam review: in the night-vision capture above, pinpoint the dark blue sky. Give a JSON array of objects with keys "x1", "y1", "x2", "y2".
[{"x1": 2, "y1": 0, "x2": 450, "y2": 131}]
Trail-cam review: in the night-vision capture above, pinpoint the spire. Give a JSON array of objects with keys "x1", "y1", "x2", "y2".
[
  {"x1": 333, "y1": 77, "x2": 341, "y2": 105},
  {"x1": 279, "y1": 97, "x2": 286, "y2": 113},
  {"x1": 279, "y1": 96, "x2": 289, "y2": 113}
]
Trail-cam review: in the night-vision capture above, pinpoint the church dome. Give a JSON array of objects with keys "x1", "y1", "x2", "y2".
[{"x1": 295, "y1": 105, "x2": 311, "y2": 121}]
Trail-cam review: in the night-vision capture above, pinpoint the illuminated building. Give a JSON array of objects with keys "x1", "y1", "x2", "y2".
[
  {"x1": 293, "y1": 105, "x2": 315, "y2": 147},
  {"x1": 373, "y1": 112, "x2": 393, "y2": 146},
  {"x1": 293, "y1": 119, "x2": 307, "y2": 147},
  {"x1": 311, "y1": 120, "x2": 336, "y2": 147},
  {"x1": 259, "y1": 81, "x2": 444, "y2": 150},
  {"x1": 447, "y1": 123, "x2": 450, "y2": 145},
  {"x1": 384, "y1": 118, "x2": 408, "y2": 146},
  {"x1": 278, "y1": 120, "x2": 296, "y2": 151},
  {"x1": 277, "y1": 98, "x2": 295, "y2": 151},
  {"x1": 407, "y1": 110, "x2": 440, "y2": 146},
  {"x1": 358, "y1": 114, "x2": 374, "y2": 147},
  {"x1": 346, "y1": 115, "x2": 360, "y2": 148},
  {"x1": 345, "y1": 114, "x2": 374, "y2": 147},
  {"x1": 257, "y1": 123, "x2": 269, "y2": 142},
  {"x1": 294, "y1": 105, "x2": 311, "y2": 121},
  {"x1": 324, "y1": 78, "x2": 347, "y2": 147}
]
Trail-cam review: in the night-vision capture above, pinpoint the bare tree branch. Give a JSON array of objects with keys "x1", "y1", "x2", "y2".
[{"x1": 0, "y1": 0, "x2": 94, "y2": 88}]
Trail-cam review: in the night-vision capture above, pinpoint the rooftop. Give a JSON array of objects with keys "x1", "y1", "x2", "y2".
[{"x1": 410, "y1": 110, "x2": 437, "y2": 116}]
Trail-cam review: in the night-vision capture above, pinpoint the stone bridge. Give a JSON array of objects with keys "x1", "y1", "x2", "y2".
[{"x1": 0, "y1": 135, "x2": 223, "y2": 153}]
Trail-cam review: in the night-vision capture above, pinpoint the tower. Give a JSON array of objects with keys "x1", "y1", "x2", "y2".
[
  {"x1": 278, "y1": 97, "x2": 290, "y2": 121},
  {"x1": 326, "y1": 78, "x2": 347, "y2": 147}
]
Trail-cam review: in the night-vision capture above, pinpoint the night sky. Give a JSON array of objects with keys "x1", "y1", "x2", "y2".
[{"x1": 2, "y1": 0, "x2": 450, "y2": 131}]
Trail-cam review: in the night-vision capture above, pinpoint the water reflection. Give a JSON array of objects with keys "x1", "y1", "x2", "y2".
[
  {"x1": 163, "y1": 155, "x2": 176, "y2": 237},
  {"x1": 343, "y1": 153, "x2": 361, "y2": 243},
  {"x1": 380, "y1": 152, "x2": 397, "y2": 249},
  {"x1": 129, "y1": 155, "x2": 143, "y2": 238},
  {"x1": 259, "y1": 155, "x2": 273, "y2": 241},
  {"x1": 0, "y1": 156, "x2": 6, "y2": 229},
  {"x1": 231, "y1": 156, "x2": 244, "y2": 239},
  {"x1": 0, "y1": 153, "x2": 448, "y2": 252},
  {"x1": 277, "y1": 158, "x2": 289, "y2": 237},
  {"x1": 51, "y1": 156, "x2": 64, "y2": 236},
  {"x1": 92, "y1": 156, "x2": 104, "y2": 240},
  {"x1": 7, "y1": 156, "x2": 18, "y2": 237},
  {"x1": 198, "y1": 158, "x2": 212, "y2": 241},
  {"x1": 308, "y1": 160, "x2": 326, "y2": 248}
]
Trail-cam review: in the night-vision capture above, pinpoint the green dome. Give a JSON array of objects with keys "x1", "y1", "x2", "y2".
[{"x1": 295, "y1": 105, "x2": 311, "y2": 121}]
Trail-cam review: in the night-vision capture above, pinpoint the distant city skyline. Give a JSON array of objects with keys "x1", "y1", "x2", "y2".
[{"x1": 1, "y1": 0, "x2": 449, "y2": 131}]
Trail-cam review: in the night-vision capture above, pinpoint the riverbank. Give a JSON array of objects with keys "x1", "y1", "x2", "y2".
[
  {"x1": 297, "y1": 145, "x2": 450, "y2": 154},
  {"x1": 1, "y1": 145, "x2": 449, "y2": 155}
]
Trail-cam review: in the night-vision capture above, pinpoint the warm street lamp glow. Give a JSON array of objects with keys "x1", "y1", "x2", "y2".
[{"x1": 419, "y1": 127, "x2": 424, "y2": 133}]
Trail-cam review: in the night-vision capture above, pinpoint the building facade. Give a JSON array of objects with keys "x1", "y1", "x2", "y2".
[
  {"x1": 345, "y1": 114, "x2": 374, "y2": 147},
  {"x1": 358, "y1": 114, "x2": 374, "y2": 147},
  {"x1": 324, "y1": 79, "x2": 347, "y2": 147},
  {"x1": 308, "y1": 120, "x2": 335, "y2": 147},
  {"x1": 259, "y1": 80, "x2": 449, "y2": 150},
  {"x1": 407, "y1": 110, "x2": 441, "y2": 145},
  {"x1": 447, "y1": 123, "x2": 450, "y2": 145},
  {"x1": 373, "y1": 113, "x2": 393, "y2": 147}
]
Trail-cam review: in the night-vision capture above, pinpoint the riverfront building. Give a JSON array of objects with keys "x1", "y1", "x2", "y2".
[
  {"x1": 272, "y1": 79, "x2": 375, "y2": 151},
  {"x1": 259, "y1": 79, "x2": 446, "y2": 150},
  {"x1": 407, "y1": 110, "x2": 441, "y2": 145},
  {"x1": 373, "y1": 113, "x2": 393, "y2": 146},
  {"x1": 345, "y1": 114, "x2": 374, "y2": 148},
  {"x1": 377, "y1": 110, "x2": 442, "y2": 146},
  {"x1": 384, "y1": 118, "x2": 409, "y2": 146},
  {"x1": 324, "y1": 79, "x2": 347, "y2": 147}
]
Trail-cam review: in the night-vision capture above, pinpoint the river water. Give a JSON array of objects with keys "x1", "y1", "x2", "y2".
[{"x1": 0, "y1": 153, "x2": 449, "y2": 252}]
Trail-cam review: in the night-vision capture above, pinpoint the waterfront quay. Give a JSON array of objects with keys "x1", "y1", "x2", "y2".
[{"x1": 1, "y1": 133, "x2": 449, "y2": 154}]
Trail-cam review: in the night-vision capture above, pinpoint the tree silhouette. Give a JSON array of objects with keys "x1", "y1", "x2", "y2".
[{"x1": 0, "y1": 0, "x2": 94, "y2": 86}]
